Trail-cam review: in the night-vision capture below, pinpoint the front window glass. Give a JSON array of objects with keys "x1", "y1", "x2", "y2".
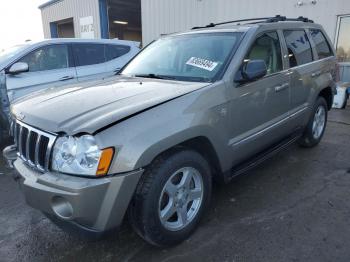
[
  {"x1": 336, "y1": 16, "x2": 350, "y2": 62},
  {"x1": 283, "y1": 30, "x2": 313, "y2": 67},
  {"x1": 246, "y1": 31, "x2": 283, "y2": 75},
  {"x1": 19, "y1": 45, "x2": 69, "y2": 72},
  {"x1": 121, "y1": 33, "x2": 242, "y2": 82}
]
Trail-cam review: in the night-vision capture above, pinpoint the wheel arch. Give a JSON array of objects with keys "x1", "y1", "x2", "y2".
[
  {"x1": 179, "y1": 136, "x2": 223, "y2": 178},
  {"x1": 136, "y1": 135, "x2": 225, "y2": 182},
  {"x1": 318, "y1": 86, "x2": 334, "y2": 110}
]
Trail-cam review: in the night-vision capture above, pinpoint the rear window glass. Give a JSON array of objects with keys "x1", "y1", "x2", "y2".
[
  {"x1": 310, "y1": 29, "x2": 333, "y2": 59},
  {"x1": 283, "y1": 30, "x2": 313, "y2": 67},
  {"x1": 73, "y1": 44, "x2": 105, "y2": 66},
  {"x1": 106, "y1": 45, "x2": 131, "y2": 61}
]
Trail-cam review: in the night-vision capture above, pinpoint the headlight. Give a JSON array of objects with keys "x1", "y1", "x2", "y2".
[{"x1": 52, "y1": 135, "x2": 114, "y2": 177}]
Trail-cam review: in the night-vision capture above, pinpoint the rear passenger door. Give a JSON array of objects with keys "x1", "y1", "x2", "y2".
[
  {"x1": 72, "y1": 43, "x2": 109, "y2": 82},
  {"x1": 309, "y1": 28, "x2": 336, "y2": 92},
  {"x1": 282, "y1": 30, "x2": 317, "y2": 127}
]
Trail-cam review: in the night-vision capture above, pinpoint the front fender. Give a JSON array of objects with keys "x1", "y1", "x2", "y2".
[
  {"x1": 95, "y1": 85, "x2": 231, "y2": 174},
  {"x1": 133, "y1": 125, "x2": 224, "y2": 171}
]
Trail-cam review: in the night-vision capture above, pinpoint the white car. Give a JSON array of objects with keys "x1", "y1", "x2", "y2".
[
  {"x1": 332, "y1": 82, "x2": 350, "y2": 109},
  {"x1": 0, "y1": 39, "x2": 140, "y2": 103},
  {"x1": 0, "y1": 38, "x2": 140, "y2": 143},
  {"x1": 333, "y1": 63, "x2": 350, "y2": 109}
]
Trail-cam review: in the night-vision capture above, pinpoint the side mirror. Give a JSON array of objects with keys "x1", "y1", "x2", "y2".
[
  {"x1": 8, "y1": 62, "x2": 29, "y2": 75},
  {"x1": 240, "y1": 59, "x2": 267, "y2": 83}
]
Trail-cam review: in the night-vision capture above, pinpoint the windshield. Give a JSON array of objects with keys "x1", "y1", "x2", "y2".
[
  {"x1": 121, "y1": 32, "x2": 242, "y2": 82},
  {"x1": 0, "y1": 45, "x2": 28, "y2": 62}
]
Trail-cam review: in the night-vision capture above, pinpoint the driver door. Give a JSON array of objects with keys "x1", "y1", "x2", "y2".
[{"x1": 229, "y1": 31, "x2": 291, "y2": 165}]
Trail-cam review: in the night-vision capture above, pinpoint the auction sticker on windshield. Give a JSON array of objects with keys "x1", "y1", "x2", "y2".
[{"x1": 186, "y1": 57, "x2": 218, "y2": 71}]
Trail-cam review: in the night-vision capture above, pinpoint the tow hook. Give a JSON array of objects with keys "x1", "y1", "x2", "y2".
[
  {"x1": 2, "y1": 145, "x2": 22, "y2": 181},
  {"x1": 3, "y1": 144, "x2": 17, "y2": 169}
]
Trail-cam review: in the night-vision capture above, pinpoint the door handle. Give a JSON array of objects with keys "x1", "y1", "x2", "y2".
[
  {"x1": 311, "y1": 71, "x2": 321, "y2": 78},
  {"x1": 114, "y1": 68, "x2": 121, "y2": 73},
  {"x1": 274, "y1": 83, "x2": 289, "y2": 92},
  {"x1": 59, "y1": 76, "x2": 74, "y2": 81}
]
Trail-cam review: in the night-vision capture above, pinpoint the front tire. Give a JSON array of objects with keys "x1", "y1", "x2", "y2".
[
  {"x1": 128, "y1": 149, "x2": 212, "y2": 247},
  {"x1": 298, "y1": 97, "x2": 328, "y2": 148}
]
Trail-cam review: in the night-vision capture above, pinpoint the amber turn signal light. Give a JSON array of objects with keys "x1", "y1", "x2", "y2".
[{"x1": 96, "y1": 147, "x2": 114, "y2": 176}]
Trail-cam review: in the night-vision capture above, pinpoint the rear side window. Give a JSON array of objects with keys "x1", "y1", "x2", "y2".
[
  {"x1": 310, "y1": 29, "x2": 333, "y2": 59},
  {"x1": 105, "y1": 45, "x2": 131, "y2": 61},
  {"x1": 283, "y1": 30, "x2": 313, "y2": 67},
  {"x1": 73, "y1": 43, "x2": 105, "y2": 66}
]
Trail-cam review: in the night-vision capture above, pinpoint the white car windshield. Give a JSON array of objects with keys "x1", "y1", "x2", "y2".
[{"x1": 121, "y1": 32, "x2": 243, "y2": 82}]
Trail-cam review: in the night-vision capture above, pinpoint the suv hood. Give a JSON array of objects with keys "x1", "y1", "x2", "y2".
[{"x1": 12, "y1": 76, "x2": 209, "y2": 134}]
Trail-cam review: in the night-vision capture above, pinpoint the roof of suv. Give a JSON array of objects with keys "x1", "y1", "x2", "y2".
[
  {"x1": 180, "y1": 16, "x2": 323, "y2": 36},
  {"x1": 176, "y1": 21, "x2": 322, "y2": 38}
]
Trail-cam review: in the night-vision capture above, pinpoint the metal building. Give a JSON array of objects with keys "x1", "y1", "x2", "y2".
[
  {"x1": 39, "y1": 0, "x2": 142, "y2": 41},
  {"x1": 40, "y1": 0, "x2": 350, "y2": 71},
  {"x1": 142, "y1": 0, "x2": 349, "y2": 47}
]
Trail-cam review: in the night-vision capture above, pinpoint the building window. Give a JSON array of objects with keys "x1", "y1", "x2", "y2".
[{"x1": 336, "y1": 15, "x2": 350, "y2": 62}]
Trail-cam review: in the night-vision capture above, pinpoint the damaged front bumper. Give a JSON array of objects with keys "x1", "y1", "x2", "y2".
[{"x1": 3, "y1": 145, "x2": 143, "y2": 236}]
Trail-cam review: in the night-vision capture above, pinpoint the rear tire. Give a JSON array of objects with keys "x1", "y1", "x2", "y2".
[
  {"x1": 128, "y1": 149, "x2": 212, "y2": 247},
  {"x1": 298, "y1": 97, "x2": 328, "y2": 148}
]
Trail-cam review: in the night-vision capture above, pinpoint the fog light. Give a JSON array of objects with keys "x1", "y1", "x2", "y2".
[{"x1": 51, "y1": 196, "x2": 73, "y2": 219}]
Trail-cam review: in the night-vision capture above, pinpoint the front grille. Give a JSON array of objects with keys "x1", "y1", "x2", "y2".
[{"x1": 13, "y1": 120, "x2": 56, "y2": 172}]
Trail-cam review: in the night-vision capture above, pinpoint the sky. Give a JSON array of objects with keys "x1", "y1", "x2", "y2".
[{"x1": 0, "y1": 0, "x2": 47, "y2": 51}]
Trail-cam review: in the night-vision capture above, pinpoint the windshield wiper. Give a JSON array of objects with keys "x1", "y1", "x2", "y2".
[
  {"x1": 180, "y1": 76, "x2": 212, "y2": 82},
  {"x1": 134, "y1": 74, "x2": 176, "y2": 80}
]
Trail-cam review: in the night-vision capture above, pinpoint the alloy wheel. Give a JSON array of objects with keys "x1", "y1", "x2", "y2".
[
  {"x1": 312, "y1": 105, "x2": 326, "y2": 139},
  {"x1": 158, "y1": 167, "x2": 204, "y2": 231}
]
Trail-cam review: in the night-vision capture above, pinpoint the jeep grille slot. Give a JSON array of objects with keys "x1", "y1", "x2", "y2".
[{"x1": 13, "y1": 120, "x2": 56, "y2": 172}]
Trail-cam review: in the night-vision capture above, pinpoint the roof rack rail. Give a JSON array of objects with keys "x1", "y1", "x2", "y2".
[{"x1": 191, "y1": 15, "x2": 314, "y2": 30}]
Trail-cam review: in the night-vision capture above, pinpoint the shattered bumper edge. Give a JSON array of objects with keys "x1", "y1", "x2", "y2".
[{"x1": 12, "y1": 158, "x2": 143, "y2": 235}]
